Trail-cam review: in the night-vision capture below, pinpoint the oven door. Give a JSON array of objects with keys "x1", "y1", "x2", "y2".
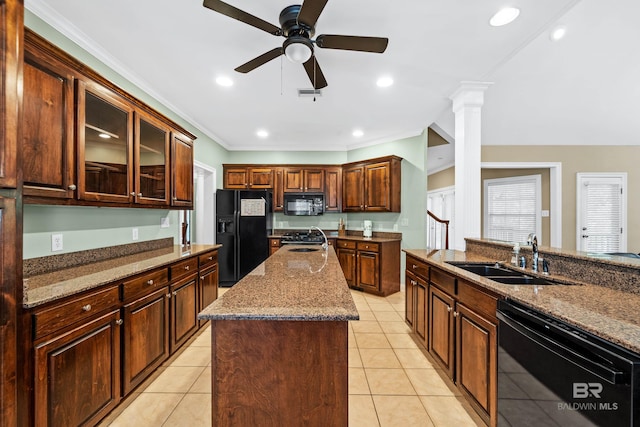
[{"x1": 497, "y1": 300, "x2": 637, "y2": 427}]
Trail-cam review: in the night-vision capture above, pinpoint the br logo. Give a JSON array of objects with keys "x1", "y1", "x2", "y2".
[{"x1": 573, "y1": 382, "x2": 603, "y2": 399}]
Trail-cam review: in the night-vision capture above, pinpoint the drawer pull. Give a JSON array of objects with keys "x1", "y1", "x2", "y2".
[
  {"x1": 115, "y1": 319, "x2": 123, "y2": 326},
  {"x1": 68, "y1": 184, "x2": 77, "y2": 190},
  {"x1": 184, "y1": 265, "x2": 190, "y2": 270},
  {"x1": 81, "y1": 304, "x2": 92, "y2": 312},
  {"x1": 208, "y1": 256, "x2": 213, "y2": 260},
  {"x1": 412, "y1": 264, "x2": 417, "y2": 269},
  {"x1": 147, "y1": 279, "x2": 154, "y2": 285},
  {"x1": 138, "y1": 192, "x2": 143, "y2": 197},
  {"x1": 130, "y1": 192, "x2": 136, "y2": 196}
]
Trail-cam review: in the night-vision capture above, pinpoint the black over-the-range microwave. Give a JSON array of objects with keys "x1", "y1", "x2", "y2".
[{"x1": 283, "y1": 193, "x2": 324, "y2": 216}]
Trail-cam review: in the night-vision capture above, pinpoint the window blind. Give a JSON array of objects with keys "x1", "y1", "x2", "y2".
[
  {"x1": 584, "y1": 182, "x2": 621, "y2": 253},
  {"x1": 485, "y1": 176, "x2": 540, "y2": 243}
]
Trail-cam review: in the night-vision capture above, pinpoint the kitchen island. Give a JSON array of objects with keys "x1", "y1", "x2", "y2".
[{"x1": 198, "y1": 245, "x2": 359, "y2": 426}]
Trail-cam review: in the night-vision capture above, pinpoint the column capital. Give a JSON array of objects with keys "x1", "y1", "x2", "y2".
[{"x1": 450, "y1": 81, "x2": 493, "y2": 113}]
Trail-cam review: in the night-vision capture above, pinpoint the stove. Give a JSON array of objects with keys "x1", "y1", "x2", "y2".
[{"x1": 280, "y1": 230, "x2": 325, "y2": 244}]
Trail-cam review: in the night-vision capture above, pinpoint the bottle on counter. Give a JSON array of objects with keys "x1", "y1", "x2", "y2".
[{"x1": 511, "y1": 243, "x2": 520, "y2": 266}]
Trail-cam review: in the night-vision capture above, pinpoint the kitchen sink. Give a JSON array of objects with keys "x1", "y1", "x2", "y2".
[
  {"x1": 446, "y1": 262, "x2": 522, "y2": 277},
  {"x1": 288, "y1": 247, "x2": 320, "y2": 252},
  {"x1": 447, "y1": 261, "x2": 558, "y2": 285}
]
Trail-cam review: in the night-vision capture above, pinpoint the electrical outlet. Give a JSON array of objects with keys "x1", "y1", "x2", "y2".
[
  {"x1": 161, "y1": 217, "x2": 170, "y2": 228},
  {"x1": 51, "y1": 234, "x2": 63, "y2": 251},
  {"x1": 132, "y1": 228, "x2": 139, "y2": 240},
  {"x1": 393, "y1": 224, "x2": 398, "y2": 232},
  {"x1": 401, "y1": 218, "x2": 409, "y2": 226}
]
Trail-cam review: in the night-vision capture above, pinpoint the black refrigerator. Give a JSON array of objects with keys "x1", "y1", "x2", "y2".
[{"x1": 216, "y1": 189, "x2": 273, "y2": 286}]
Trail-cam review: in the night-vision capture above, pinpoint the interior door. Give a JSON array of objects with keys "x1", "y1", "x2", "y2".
[{"x1": 577, "y1": 173, "x2": 626, "y2": 252}]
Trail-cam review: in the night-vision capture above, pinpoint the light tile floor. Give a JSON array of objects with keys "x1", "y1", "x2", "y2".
[{"x1": 100, "y1": 288, "x2": 483, "y2": 427}]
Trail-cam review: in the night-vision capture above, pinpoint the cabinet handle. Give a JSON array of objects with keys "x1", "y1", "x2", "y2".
[
  {"x1": 130, "y1": 192, "x2": 136, "y2": 196},
  {"x1": 68, "y1": 184, "x2": 77, "y2": 190},
  {"x1": 173, "y1": 291, "x2": 178, "y2": 296},
  {"x1": 453, "y1": 311, "x2": 458, "y2": 317},
  {"x1": 200, "y1": 276, "x2": 205, "y2": 281},
  {"x1": 81, "y1": 304, "x2": 92, "y2": 312},
  {"x1": 138, "y1": 192, "x2": 142, "y2": 197},
  {"x1": 411, "y1": 280, "x2": 417, "y2": 285},
  {"x1": 115, "y1": 319, "x2": 123, "y2": 326},
  {"x1": 147, "y1": 279, "x2": 154, "y2": 285},
  {"x1": 173, "y1": 197, "x2": 177, "y2": 201},
  {"x1": 447, "y1": 306, "x2": 452, "y2": 312},
  {"x1": 184, "y1": 265, "x2": 190, "y2": 270},
  {"x1": 365, "y1": 245, "x2": 369, "y2": 249},
  {"x1": 166, "y1": 293, "x2": 171, "y2": 299}
]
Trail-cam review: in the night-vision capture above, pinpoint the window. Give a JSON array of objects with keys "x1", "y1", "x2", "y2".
[{"x1": 484, "y1": 175, "x2": 541, "y2": 244}]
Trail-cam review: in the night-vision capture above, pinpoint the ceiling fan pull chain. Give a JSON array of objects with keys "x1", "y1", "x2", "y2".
[
  {"x1": 313, "y1": 56, "x2": 317, "y2": 102},
  {"x1": 280, "y1": 55, "x2": 283, "y2": 96}
]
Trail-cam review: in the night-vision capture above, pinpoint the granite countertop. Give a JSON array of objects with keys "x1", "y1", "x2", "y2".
[
  {"x1": 269, "y1": 231, "x2": 402, "y2": 243},
  {"x1": 404, "y1": 249, "x2": 640, "y2": 354},
  {"x1": 199, "y1": 245, "x2": 359, "y2": 322},
  {"x1": 24, "y1": 244, "x2": 221, "y2": 308}
]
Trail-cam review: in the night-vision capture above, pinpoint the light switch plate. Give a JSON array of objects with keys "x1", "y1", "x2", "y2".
[
  {"x1": 541, "y1": 210, "x2": 550, "y2": 217},
  {"x1": 400, "y1": 218, "x2": 409, "y2": 226},
  {"x1": 161, "y1": 217, "x2": 170, "y2": 228},
  {"x1": 51, "y1": 234, "x2": 63, "y2": 251}
]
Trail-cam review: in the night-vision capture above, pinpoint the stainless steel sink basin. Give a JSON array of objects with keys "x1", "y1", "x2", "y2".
[
  {"x1": 489, "y1": 276, "x2": 554, "y2": 285},
  {"x1": 288, "y1": 247, "x2": 320, "y2": 252}
]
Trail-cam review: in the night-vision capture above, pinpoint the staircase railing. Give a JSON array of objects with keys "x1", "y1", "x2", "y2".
[{"x1": 427, "y1": 210, "x2": 450, "y2": 249}]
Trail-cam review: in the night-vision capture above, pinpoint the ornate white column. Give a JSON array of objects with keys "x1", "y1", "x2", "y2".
[{"x1": 450, "y1": 82, "x2": 492, "y2": 250}]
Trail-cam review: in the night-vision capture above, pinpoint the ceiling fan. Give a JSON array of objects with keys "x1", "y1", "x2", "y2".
[{"x1": 203, "y1": 0, "x2": 389, "y2": 89}]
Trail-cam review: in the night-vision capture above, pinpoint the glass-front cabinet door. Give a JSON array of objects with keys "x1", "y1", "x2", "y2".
[
  {"x1": 77, "y1": 80, "x2": 133, "y2": 203},
  {"x1": 135, "y1": 112, "x2": 170, "y2": 205}
]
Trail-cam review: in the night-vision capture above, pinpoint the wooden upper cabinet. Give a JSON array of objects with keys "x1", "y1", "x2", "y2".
[
  {"x1": 343, "y1": 156, "x2": 402, "y2": 212},
  {"x1": 134, "y1": 112, "x2": 170, "y2": 206},
  {"x1": 77, "y1": 79, "x2": 134, "y2": 203},
  {"x1": 171, "y1": 133, "x2": 194, "y2": 208},
  {"x1": 23, "y1": 44, "x2": 76, "y2": 199},
  {"x1": 273, "y1": 167, "x2": 284, "y2": 211},
  {"x1": 223, "y1": 166, "x2": 274, "y2": 190},
  {"x1": 283, "y1": 167, "x2": 324, "y2": 193},
  {"x1": 342, "y1": 165, "x2": 364, "y2": 211},
  {"x1": 324, "y1": 167, "x2": 342, "y2": 212}
]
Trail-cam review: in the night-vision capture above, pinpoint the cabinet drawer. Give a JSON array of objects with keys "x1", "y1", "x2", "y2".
[
  {"x1": 406, "y1": 256, "x2": 430, "y2": 281},
  {"x1": 33, "y1": 285, "x2": 120, "y2": 340},
  {"x1": 122, "y1": 268, "x2": 169, "y2": 301},
  {"x1": 171, "y1": 258, "x2": 198, "y2": 281},
  {"x1": 430, "y1": 267, "x2": 456, "y2": 295},
  {"x1": 199, "y1": 251, "x2": 218, "y2": 271},
  {"x1": 357, "y1": 242, "x2": 379, "y2": 252},
  {"x1": 458, "y1": 279, "x2": 498, "y2": 321},
  {"x1": 337, "y1": 240, "x2": 356, "y2": 250}
]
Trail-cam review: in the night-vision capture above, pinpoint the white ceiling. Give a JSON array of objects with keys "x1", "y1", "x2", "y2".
[{"x1": 25, "y1": 0, "x2": 638, "y2": 163}]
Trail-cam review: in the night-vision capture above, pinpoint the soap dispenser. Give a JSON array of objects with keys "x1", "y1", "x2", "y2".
[{"x1": 511, "y1": 243, "x2": 520, "y2": 266}]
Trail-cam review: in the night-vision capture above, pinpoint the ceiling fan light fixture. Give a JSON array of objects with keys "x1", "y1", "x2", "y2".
[
  {"x1": 489, "y1": 7, "x2": 520, "y2": 27},
  {"x1": 284, "y1": 37, "x2": 313, "y2": 63}
]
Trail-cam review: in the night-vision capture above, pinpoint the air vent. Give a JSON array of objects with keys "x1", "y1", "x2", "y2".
[{"x1": 298, "y1": 89, "x2": 322, "y2": 98}]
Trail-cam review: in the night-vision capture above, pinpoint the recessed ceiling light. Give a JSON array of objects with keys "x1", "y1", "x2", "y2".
[
  {"x1": 215, "y1": 76, "x2": 233, "y2": 87},
  {"x1": 352, "y1": 129, "x2": 364, "y2": 137},
  {"x1": 376, "y1": 76, "x2": 394, "y2": 88},
  {"x1": 489, "y1": 7, "x2": 520, "y2": 27},
  {"x1": 256, "y1": 129, "x2": 269, "y2": 138},
  {"x1": 550, "y1": 25, "x2": 567, "y2": 41}
]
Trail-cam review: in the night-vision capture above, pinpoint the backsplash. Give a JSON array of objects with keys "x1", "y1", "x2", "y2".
[
  {"x1": 465, "y1": 238, "x2": 640, "y2": 294},
  {"x1": 24, "y1": 238, "x2": 174, "y2": 277}
]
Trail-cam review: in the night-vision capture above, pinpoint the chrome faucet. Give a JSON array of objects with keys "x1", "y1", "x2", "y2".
[
  {"x1": 309, "y1": 226, "x2": 329, "y2": 251},
  {"x1": 527, "y1": 233, "x2": 538, "y2": 273}
]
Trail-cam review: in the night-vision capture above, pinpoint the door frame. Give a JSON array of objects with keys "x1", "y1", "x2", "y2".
[{"x1": 192, "y1": 161, "x2": 216, "y2": 245}]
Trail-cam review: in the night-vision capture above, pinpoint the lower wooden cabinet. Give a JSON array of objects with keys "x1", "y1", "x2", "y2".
[
  {"x1": 337, "y1": 239, "x2": 400, "y2": 296},
  {"x1": 269, "y1": 237, "x2": 281, "y2": 256},
  {"x1": 170, "y1": 275, "x2": 199, "y2": 352},
  {"x1": 199, "y1": 264, "x2": 218, "y2": 326},
  {"x1": 428, "y1": 285, "x2": 455, "y2": 379},
  {"x1": 34, "y1": 310, "x2": 122, "y2": 427},
  {"x1": 122, "y1": 287, "x2": 169, "y2": 395},
  {"x1": 405, "y1": 260, "x2": 499, "y2": 426}
]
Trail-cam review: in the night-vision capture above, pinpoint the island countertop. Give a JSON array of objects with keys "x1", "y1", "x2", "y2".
[{"x1": 198, "y1": 245, "x2": 359, "y2": 321}]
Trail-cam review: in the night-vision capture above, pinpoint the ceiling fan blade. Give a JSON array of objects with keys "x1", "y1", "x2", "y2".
[
  {"x1": 203, "y1": 0, "x2": 282, "y2": 36},
  {"x1": 297, "y1": 0, "x2": 328, "y2": 28},
  {"x1": 235, "y1": 48, "x2": 283, "y2": 73},
  {"x1": 315, "y1": 35, "x2": 388, "y2": 53},
  {"x1": 302, "y1": 56, "x2": 328, "y2": 89}
]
